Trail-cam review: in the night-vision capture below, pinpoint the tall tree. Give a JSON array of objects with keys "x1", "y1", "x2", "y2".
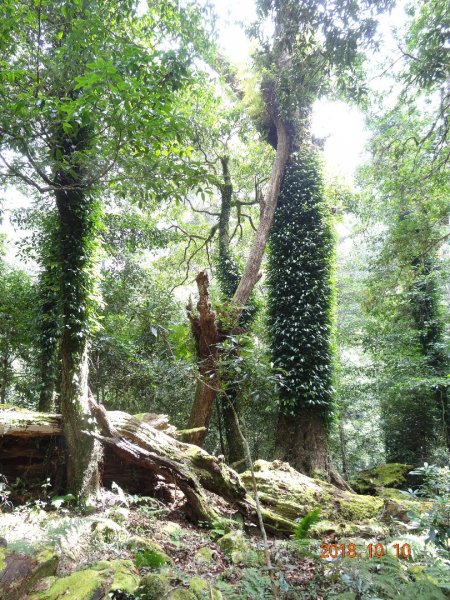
[
  {"x1": 255, "y1": 0, "x2": 390, "y2": 479},
  {"x1": 0, "y1": 0, "x2": 208, "y2": 498}
]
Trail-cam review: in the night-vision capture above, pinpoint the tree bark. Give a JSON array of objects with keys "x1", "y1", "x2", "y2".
[{"x1": 275, "y1": 409, "x2": 330, "y2": 477}]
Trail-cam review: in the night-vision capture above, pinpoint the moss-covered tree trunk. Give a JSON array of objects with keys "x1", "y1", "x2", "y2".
[
  {"x1": 268, "y1": 148, "x2": 336, "y2": 479},
  {"x1": 54, "y1": 158, "x2": 101, "y2": 498}
]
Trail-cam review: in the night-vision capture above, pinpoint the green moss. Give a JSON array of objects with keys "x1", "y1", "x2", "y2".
[
  {"x1": 377, "y1": 487, "x2": 411, "y2": 501},
  {"x1": 194, "y1": 547, "x2": 214, "y2": 565},
  {"x1": 166, "y1": 590, "x2": 197, "y2": 599},
  {"x1": 217, "y1": 531, "x2": 252, "y2": 564},
  {"x1": 0, "y1": 548, "x2": 5, "y2": 572},
  {"x1": 337, "y1": 496, "x2": 384, "y2": 521},
  {"x1": 38, "y1": 568, "x2": 103, "y2": 600},
  {"x1": 189, "y1": 576, "x2": 209, "y2": 595},
  {"x1": 311, "y1": 519, "x2": 388, "y2": 538},
  {"x1": 132, "y1": 413, "x2": 146, "y2": 421},
  {"x1": 108, "y1": 560, "x2": 140, "y2": 593},
  {"x1": 139, "y1": 572, "x2": 171, "y2": 599},
  {"x1": 127, "y1": 537, "x2": 171, "y2": 568},
  {"x1": 351, "y1": 464, "x2": 413, "y2": 494},
  {"x1": 38, "y1": 560, "x2": 138, "y2": 600}
]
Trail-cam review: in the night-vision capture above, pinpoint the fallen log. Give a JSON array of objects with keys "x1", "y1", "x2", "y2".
[{"x1": 1, "y1": 407, "x2": 401, "y2": 538}]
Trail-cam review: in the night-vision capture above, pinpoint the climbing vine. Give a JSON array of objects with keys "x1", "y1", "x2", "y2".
[{"x1": 268, "y1": 147, "x2": 336, "y2": 420}]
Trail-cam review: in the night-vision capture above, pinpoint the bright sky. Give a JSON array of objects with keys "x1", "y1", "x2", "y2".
[{"x1": 210, "y1": 0, "x2": 408, "y2": 183}]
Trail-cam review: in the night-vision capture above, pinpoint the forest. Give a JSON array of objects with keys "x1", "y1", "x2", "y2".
[{"x1": 0, "y1": 0, "x2": 448, "y2": 598}]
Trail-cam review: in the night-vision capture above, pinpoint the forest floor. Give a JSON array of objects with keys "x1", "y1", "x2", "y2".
[{"x1": 0, "y1": 484, "x2": 449, "y2": 600}]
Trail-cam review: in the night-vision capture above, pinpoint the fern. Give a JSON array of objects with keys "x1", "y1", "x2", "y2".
[{"x1": 293, "y1": 508, "x2": 321, "y2": 540}]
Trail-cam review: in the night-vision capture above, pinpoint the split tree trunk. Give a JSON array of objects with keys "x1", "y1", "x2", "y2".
[
  {"x1": 186, "y1": 115, "x2": 290, "y2": 450},
  {"x1": 232, "y1": 115, "x2": 289, "y2": 310},
  {"x1": 186, "y1": 271, "x2": 219, "y2": 447}
]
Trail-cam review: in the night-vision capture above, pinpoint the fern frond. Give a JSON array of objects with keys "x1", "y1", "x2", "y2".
[{"x1": 293, "y1": 508, "x2": 321, "y2": 540}]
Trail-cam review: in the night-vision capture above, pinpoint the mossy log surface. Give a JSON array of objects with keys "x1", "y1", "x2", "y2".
[
  {"x1": 0, "y1": 408, "x2": 390, "y2": 536},
  {"x1": 241, "y1": 460, "x2": 387, "y2": 538}
]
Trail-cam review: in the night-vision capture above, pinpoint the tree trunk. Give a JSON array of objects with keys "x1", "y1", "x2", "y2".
[
  {"x1": 55, "y1": 184, "x2": 101, "y2": 500},
  {"x1": 339, "y1": 413, "x2": 349, "y2": 480},
  {"x1": 186, "y1": 271, "x2": 219, "y2": 447},
  {"x1": 0, "y1": 349, "x2": 9, "y2": 404},
  {"x1": 220, "y1": 390, "x2": 247, "y2": 471},
  {"x1": 232, "y1": 115, "x2": 289, "y2": 310},
  {"x1": 275, "y1": 409, "x2": 330, "y2": 477}
]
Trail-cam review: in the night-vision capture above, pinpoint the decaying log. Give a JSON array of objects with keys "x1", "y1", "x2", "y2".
[
  {"x1": 0, "y1": 406, "x2": 246, "y2": 524},
  {"x1": 0, "y1": 408, "x2": 391, "y2": 538}
]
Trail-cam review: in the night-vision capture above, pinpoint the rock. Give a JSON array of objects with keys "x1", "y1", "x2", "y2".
[
  {"x1": 0, "y1": 546, "x2": 58, "y2": 600},
  {"x1": 189, "y1": 577, "x2": 223, "y2": 599},
  {"x1": 139, "y1": 572, "x2": 171, "y2": 599},
  {"x1": 351, "y1": 463, "x2": 413, "y2": 495},
  {"x1": 241, "y1": 460, "x2": 386, "y2": 538},
  {"x1": 217, "y1": 531, "x2": 251, "y2": 564},
  {"x1": 107, "y1": 506, "x2": 130, "y2": 525},
  {"x1": 32, "y1": 559, "x2": 139, "y2": 600},
  {"x1": 126, "y1": 536, "x2": 171, "y2": 568},
  {"x1": 161, "y1": 521, "x2": 184, "y2": 538},
  {"x1": 166, "y1": 589, "x2": 197, "y2": 599},
  {"x1": 91, "y1": 517, "x2": 125, "y2": 542},
  {"x1": 194, "y1": 546, "x2": 214, "y2": 565}
]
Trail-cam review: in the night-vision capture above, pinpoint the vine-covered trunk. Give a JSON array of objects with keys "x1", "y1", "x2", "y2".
[
  {"x1": 410, "y1": 256, "x2": 450, "y2": 452},
  {"x1": 268, "y1": 147, "x2": 338, "y2": 482},
  {"x1": 55, "y1": 182, "x2": 101, "y2": 499}
]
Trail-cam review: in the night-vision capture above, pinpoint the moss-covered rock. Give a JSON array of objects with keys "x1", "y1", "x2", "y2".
[
  {"x1": 217, "y1": 531, "x2": 251, "y2": 564},
  {"x1": 312, "y1": 519, "x2": 388, "y2": 539},
  {"x1": 194, "y1": 546, "x2": 214, "y2": 565},
  {"x1": 241, "y1": 460, "x2": 386, "y2": 538},
  {"x1": 126, "y1": 536, "x2": 171, "y2": 568},
  {"x1": 91, "y1": 517, "x2": 125, "y2": 542},
  {"x1": 189, "y1": 576, "x2": 209, "y2": 595},
  {"x1": 0, "y1": 545, "x2": 58, "y2": 600},
  {"x1": 188, "y1": 576, "x2": 223, "y2": 599},
  {"x1": 166, "y1": 589, "x2": 197, "y2": 599},
  {"x1": 139, "y1": 572, "x2": 172, "y2": 599},
  {"x1": 351, "y1": 463, "x2": 413, "y2": 495},
  {"x1": 34, "y1": 559, "x2": 139, "y2": 600}
]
